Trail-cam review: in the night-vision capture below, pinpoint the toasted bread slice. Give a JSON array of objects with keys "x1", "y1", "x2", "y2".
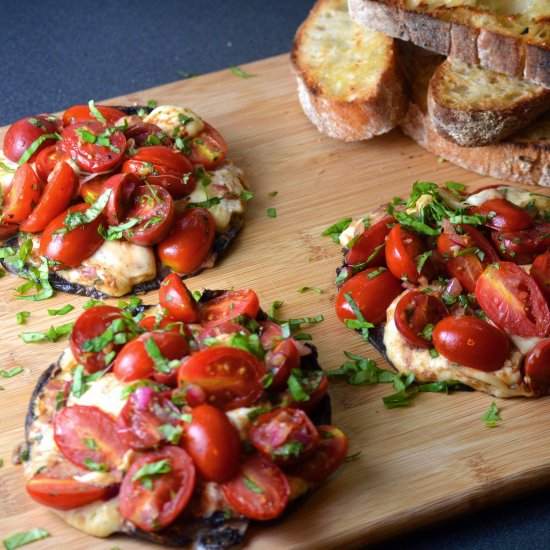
[
  {"x1": 291, "y1": 0, "x2": 407, "y2": 141},
  {"x1": 399, "y1": 44, "x2": 550, "y2": 186},
  {"x1": 428, "y1": 59, "x2": 550, "y2": 147},
  {"x1": 348, "y1": 0, "x2": 550, "y2": 88}
]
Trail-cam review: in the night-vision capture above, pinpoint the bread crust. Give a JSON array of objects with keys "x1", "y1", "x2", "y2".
[
  {"x1": 291, "y1": 0, "x2": 408, "y2": 141},
  {"x1": 348, "y1": 0, "x2": 550, "y2": 88}
]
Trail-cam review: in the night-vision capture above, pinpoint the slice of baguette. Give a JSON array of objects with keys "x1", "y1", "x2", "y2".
[
  {"x1": 348, "y1": 0, "x2": 550, "y2": 88},
  {"x1": 291, "y1": 0, "x2": 408, "y2": 141},
  {"x1": 428, "y1": 59, "x2": 550, "y2": 147},
  {"x1": 399, "y1": 45, "x2": 550, "y2": 186}
]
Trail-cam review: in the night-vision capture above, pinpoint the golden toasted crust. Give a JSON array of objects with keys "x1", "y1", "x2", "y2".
[
  {"x1": 291, "y1": 0, "x2": 408, "y2": 141},
  {"x1": 348, "y1": 0, "x2": 550, "y2": 88},
  {"x1": 399, "y1": 46, "x2": 550, "y2": 186},
  {"x1": 428, "y1": 59, "x2": 550, "y2": 147}
]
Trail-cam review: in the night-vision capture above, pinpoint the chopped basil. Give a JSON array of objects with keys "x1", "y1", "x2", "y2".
[
  {"x1": 230, "y1": 66, "x2": 255, "y2": 79},
  {"x1": 419, "y1": 323, "x2": 434, "y2": 342},
  {"x1": 99, "y1": 217, "x2": 141, "y2": 240},
  {"x1": 158, "y1": 423, "x2": 183, "y2": 445},
  {"x1": 416, "y1": 250, "x2": 432, "y2": 273},
  {"x1": 20, "y1": 323, "x2": 73, "y2": 343},
  {"x1": 321, "y1": 217, "x2": 352, "y2": 243},
  {"x1": 120, "y1": 379, "x2": 165, "y2": 400},
  {"x1": 262, "y1": 372, "x2": 274, "y2": 389},
  {"x1": 240, "y1": 190, "x2": 254, "y2": 201},
  {"x1": 47, "y1": 304, "x2": 74, "y2": 316},
  {"x1": 445, "y1": 181, "x2": 466, "y2": 193},
  {"x1": 187, "y1": 197, "x2": 221, "y2": 209},
  {"x1": 345, "y1": 451, "x2": 363, "y2": 462},
  {"x1": 16, "y1": 311, "x2": 30, "y2": 325},
  {"x1": 0, "y1": 366, "x2": 23, "y2": 378},
  {"x1": 297, "y1": 286, "x2": 322, "y2": 294},
  {"x1": 2, "y1": 528, "x2": 50, "y2": 550},
  {"x1": 243, "y1": 475, "x2": 264, "y2": 494},
  {"x1": 88, "y1": 99, "x2": 107, "y2": 123},
  {"x1": 145, "y1": 337, "x2": 179, "y2": 374},
  {"x1": 84, "y1": 438, "x2": 97, "y2": 450},
  {"x1": 227, "y1": 332, "x2": 265, "y2": 360},
  {"x1": 343, "y1": 292, "x2": 372, "y2": 341},
  {"x1": 132, "y1": 458, "x2": 171, "y2": 490},
  {"x1": 18, "y1": 133, "x2": 61, "y2": 165},
  {"x1": 176, "y1": 70, "x2": 199, "y2": 79},
  {"x1": 366, "y1": 267, "x2": 386, "y2": 279},
  {"x1": 268, "y1": 300, "x2": 284, "y2": 320},
  {"x1": 147, "y1": 99, "x2": 158, "y2": 109},
  {"x1": 287, "y1": 372, "x2": 310, "y2": 402},
  {"x1": 268, "y1": 191, "x2": 278, "y2": 197},
  {"x1": 57, "y1": 189, "x2": 111, "y2": 234},
  {"x1": 83, "y1": 458, "x2": 108, "y2": 472},
  {"x1": 83, "y1": 298, "x2": 106, "y2": 310},
  {"x1": 0, "y1": 162, "x2": 16, "y2": 173},
  {"x1": 272, "y1": 441, "x2": 304, "y2": 461},
  {"x1": 328, "y1": 351, "x2": 394, "y2": 386},
  {"x1": 481, "y1": 401, "x2": 501, "y2": 428},
  {"x1": 267, "y1": 207, "x2": 277, "y2": 218}
]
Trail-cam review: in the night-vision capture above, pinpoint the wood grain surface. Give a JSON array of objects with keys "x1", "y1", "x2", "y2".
[{"x1": 1, "y1": 54, "x2": 549, "y2": 549}]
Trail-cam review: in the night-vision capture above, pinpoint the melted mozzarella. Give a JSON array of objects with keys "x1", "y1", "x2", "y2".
[
  {"x1": 59, "y1": 240, "x2": 156, "y2": 297},
  {"x1": 56, "y1": 498, "x2": 123, "y2": 538},
  {"x1": 67, "y1": 373, "x2": 128, "y2": 417},
  {"x1": 383, "y1": 293, "x2": 533, "y2": 398},
  {"x1": 0, "y1": 151, "x2": 16, "y2": 192},
  {"x1": 339, "y1": 219, "x2": 365, "y2": 248},
  {"x1": 510, "y1": 334, "x2": 544, "y2": 356},
  {"x1": 144, "y1": 105, "x2": 204, "y2": 138},
  {"x1": 465, "y1": 188, "x2": 504, "y2": 206}
]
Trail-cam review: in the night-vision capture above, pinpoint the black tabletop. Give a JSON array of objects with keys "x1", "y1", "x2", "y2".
[{"x1": 1, "y1": 1, "x2": 548, "y2": 548}]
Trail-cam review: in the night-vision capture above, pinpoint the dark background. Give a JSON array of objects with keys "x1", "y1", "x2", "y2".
[{"x1": 1, "y1": 1, "x2": 548, "y2": 548}]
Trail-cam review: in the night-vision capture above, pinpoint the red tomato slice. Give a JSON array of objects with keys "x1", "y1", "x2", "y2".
[
  {"x1": 470, "y1": 198, "x2": 532, "y2": 232},
  {"x1": 119, "y1": 446, "x2": 196, "y2": 531},
  {"x1": 198, "y1": 289, "x2": 260, "y2": 327},
  {"x1": 222, "y1": 454, "x2": 290, "y2": 521},
  {"x1": 196, "y1": 321, "x2": 250, "y2": 349},
  {"x1": 445, "y1": 253, "x2": 484, "y2": 294},
  {"x1": 157, "y1": 208, "x2": 215, "y2": 274},
  {"x1": 124, "y1": 122, "x2": 172, "y2": 148},
  {"x1": 117, "y1": 388, "x2": 182, "y2": 450},
  {"x1": 35, "y1": 144, "x2": 63, "y2": 182},
  {"x1": 113, "y1": 331, "x2": 189, "y2": 383},
  {"x1": 121, "y1": 146, "x2": 195, "y2": 198},
  {"x1": 53, "y1": 405, "x2": 127, "y2": 470},
  {"x1": 285, "y1": 425, "x2": 349, "y2": 482},
  {"x1": 335, "y1": 268, "x2": 403, "y2": 325},
  {"x1": 177, "y1": 346, "x2": 265, "y2": 410},
  {"x1": 19, "y1": 161, "x2": 76, "y2": 233},
  {"x1": 62, "y1": 104, "x2": 126, "y2": 126},
  {"x1": 437, "y1": 223, "x2": 499, "y2": 264},
  {"x1": 0, "y1": 222, "x2": 18, "y2": 241},
  {"x1": 279, "y1": 370, "x2": 328, "y2": 414},
  {"x1": 102, "y1": 172, "x2": 140, "y2": 225},
  {"x1": 120, "y1": 184, "x2": 175, "y2": 246},
  {"x1": 475, "y1": 262, "x2": 550, "y2": 337},
  {"x1": 3, "y1": 115, "x2": 61, "y2": 162},
  {"x1": 181, "y1": 403, "x2": 241, "y2": 482},
  {"x1": 265, "y1": 339, "x2": 300, "y2": 391},
  {"x1": 385, "y1": 224, "x2": 430, "y2": 284},
  {"x1": 432, "y1": 315, "x2": 510, "y2": 371},
  {"x1": 70, "y1": 305, "x2": 126, "y2": 373},
  {"x1": 26, "y1": 473, "x2": 107, "y2": 511},
  {"x1": 39, "y1": 203, "x2": 105, "y2": 268},
  {"x1": 249, "y1": 408, "x2": 319, "y2": 466},
  {"x1": 531, "y1": 251, "x2": 550, "y2": 303},
  {"x1": 159, "y1": 273, "x2": 199, "y2": 323},
  {"x1": 524, "y1": 339, "x2": 550, "y2": 395},
  {"x1": 345, "y1": 216, "x2": 394, "y2": 267},
  {"x1": 59, "y1": 120, "x2": 126, "y2": 173},
  {"x1": 491, "y1": 224, "x2": 550, "y2": 264},
  {"x1": 79, "y1": 174, "x2": 109, "y2": 202},
  {"x1": 185, "y1": 123, "x2": 228, "y2": 170},
  {"x1": 2, "y1": 163, "x2": 41, "y2": 223},
  {"x1": 394, "y1": 290, "x2": 448, "y2": 348}
]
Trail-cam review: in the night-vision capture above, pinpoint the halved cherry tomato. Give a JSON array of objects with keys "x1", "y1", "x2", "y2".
[
  {"x1": 113, "y1": 331, "x2": 189, "y2": 383},
  {"x1": 335, "y1": 268, "x2": 403, "y2": 325},
  {"x1": 470, "y1": 198, "x2": 532, "y2": 232},
  {"x1": 196, "y1": 321, "x2": 250, "y2": 348},
  {"x1": 3, "y1": 114, "x2": 61, "y2": 162},
  {"x1": 19, "y1": 161, "x2": 76, "y2": 232},
  {"x1": 157, "y1": 208, "x2": 215, "y2": 274},
  {"x1": 185, "y1": 123, "x2": 227, "y2": 170},
  {"x1": 35, "y1": 144, "x2": 63, "y2": 182},
  {"x1": 39, "y1": 203, "x2": 105, "y2": 268},
  {"x1": 198, "y1": 289, "x2": 260, "y2": 327},
  {"x1": 432, "y1": 315, "x2": 510, "y2": 371},
  {"x1": 0, "y1": 222, "x2": 18, "y2": 241},
  {"x1": 259, "y1": 321, "x2": 283, "y2": 350},
  {"x1": 102, "y1": 172, "x2": 140, "y2": 225},
  {"x1": 117, "y1": 388, "x2": 182, "y2": 450},
  {"x1": 62, "y1": 104, "x2": 126, "y2": 126},
  {"x1": 138, "y1": 314, "x2": 186, "y2": 334},
  {"x1": 524, "y1": 339, "x2": 550, "y2": 395},
  {"x1": 285, "y1": 425, "x2": 349, "y2": 482},
  {"x1": 279, "y1": 370, "x2": 328, "y2": 414},
  {"x1": 121, "y1": 146, "x2": 195, "y2": 198},
  {"x1": 445, "y1": 253, "x2": 484, "y2": 294},
  {"x1": 222, "y1": 453, "x2": 290, "y2": 521},
  {"x1": 181, "y1": 403, "x2": 241, "y2": 482},
  {"x1": 491, "y1": 224, "x2": 550, "y2": 264},
  {"x1": 249, "y1": 408, "x2": 319, "y2": 465},
  {"x1": 120, "y1": 184, "x2": 175, "y2": 246},
  {"x1": 475, "y1": 262, "x2": 550, "y2": 337},
  {"x1": 178, "y1": 346, "x2": 265, "y2": 410},
  {"x1": 437, "y1": 223, "x2": 499, "y2": 264},
  {"x1": 531, "y1": 251, "x2": 550, "y2": 303},
  {"x1": 125, "y1": 122, "x2": 172, "y2": 148},
  {"x1": 79, "y1": 174, "x2": 109, "y2": 202},
  {"x1": 119, "y1": 446, "x2": 196, "y2": 532},
  {"x1": 265, "y1": 339, "x2": 300, "y2": 391},
  {"x1": 2, "y1": 163, "x2": 41, "y2": 223},
  {"x1": 385, "y1": 224, "x2": 430, "y2": 283},
  {"x1": 59, "y1": 120, "x2": 126, "y2": 173},
  {"x1": 345, "y1": 216, "x2": 394, "y2": 267},
  {"x1": 394, "y1": 290, "x2": 448, "y2": 348},
  {"x1": 70, "y1": 305, "x2": 127, "y2": 373},
  {"x1": 159, "y1": 273, "x2": 199, "y2": 323},
  {"x1": 54, "y1": 405, "x2": 127, "y2": 470},
  {"x1": 26, "y1": 473, "x2": 107, "y2": 511}
]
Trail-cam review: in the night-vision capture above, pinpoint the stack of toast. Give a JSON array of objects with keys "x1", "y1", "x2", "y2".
[{"x1": 291, "y1": 0, "x2": 550, "y2": 186}]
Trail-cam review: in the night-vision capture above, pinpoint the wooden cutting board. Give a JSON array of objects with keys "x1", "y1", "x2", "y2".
[{"x1": 1, "y1": 53, "x2": 549, "y2": 549}]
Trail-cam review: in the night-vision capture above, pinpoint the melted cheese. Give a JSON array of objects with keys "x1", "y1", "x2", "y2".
[
  {"x1": 0, "y1": 151, "x2": 16, "y2": 192},
  {"x1": 67, "y1": 373, "x2": 128, "y2": 417},
  {"x1": 144, "y1": 105, "x2": 204, "y2": 138},
  {"x1": 57, "y1": 498, "x2": 123, "y2": 537},
  {"x1": 59, "y1": 240, "x2": 156, "y2": 297},
  {"x1": 383, "y1": 293, "x2": 533, "y2": 398},
  {"x1": 465, "y1": 188, "x2": 504, "y2": 206}
]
